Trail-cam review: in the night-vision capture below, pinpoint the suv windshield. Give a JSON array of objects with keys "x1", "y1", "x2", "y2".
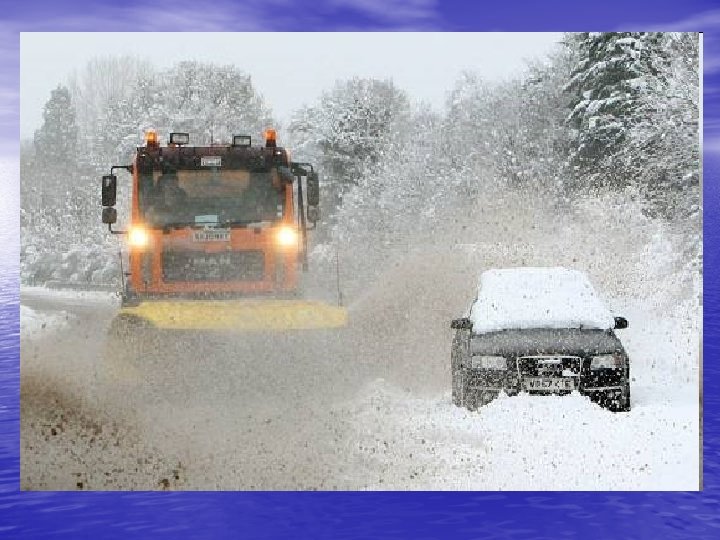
[{"x1": 138, "y1": 168, "x2": 284, "y2": 227}]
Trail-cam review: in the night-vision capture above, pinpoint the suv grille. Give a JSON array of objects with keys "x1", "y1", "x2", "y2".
[
  {"x1": 162, "y1": 250, "x2": 265, "y2": 282},
  {"x1": 518, "y1": 356, "x2": 582, "y2": 377}
]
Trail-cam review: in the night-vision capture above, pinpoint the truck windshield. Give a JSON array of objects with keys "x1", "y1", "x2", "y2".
[{"x1": 138, "y1": 168, "x2": 284, "y2": 227}]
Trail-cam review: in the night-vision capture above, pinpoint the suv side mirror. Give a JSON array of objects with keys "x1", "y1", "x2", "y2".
[
  {"x1": 102, "y1": 174, "x2": 117, "y2": 207},
  {"x1": 102, "y1": 207, "x2": 117, "y2": 224},
  {"x1": 614, "y1": 316, "x2": 628, "y2": 329},
  {"x1": 307, "y1": 171, "x2": 320, "y2": 207},
  {"x1": 451, "y1": 317, "x2": 473, "y2": 330}
]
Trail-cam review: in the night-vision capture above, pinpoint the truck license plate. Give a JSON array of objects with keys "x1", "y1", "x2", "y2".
[
  {"x1": 193, "y1": 229, "x2": 230, "y2": 242},
  {"x1": 524, "y1": 378, "x2": 575, "y2": 391}
]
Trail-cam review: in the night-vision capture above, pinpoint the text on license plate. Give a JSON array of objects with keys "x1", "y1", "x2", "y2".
[
  {"x1": 193, "y1": 230, "x2": 230, "y2": 242},
  {"x1": 524, "y1": 378, "x2": 575, "y2": 391}
]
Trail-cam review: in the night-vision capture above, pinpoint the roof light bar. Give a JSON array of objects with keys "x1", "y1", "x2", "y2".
[
  {"x1": 169, "y1": 132, "x2": 189, "y2": 145},
  {"x1": 233, "y1": 135, "x2": 252, "y2": 147}
]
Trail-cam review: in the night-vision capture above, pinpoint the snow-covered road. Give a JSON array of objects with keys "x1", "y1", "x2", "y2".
[{"x1": 20, "y1": 249, "x2": 700, "y2": 490}]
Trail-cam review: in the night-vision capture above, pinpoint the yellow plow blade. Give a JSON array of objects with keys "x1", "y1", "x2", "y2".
[{"x1": 119, "y1": 299, "x2": 348, "y2": 331}]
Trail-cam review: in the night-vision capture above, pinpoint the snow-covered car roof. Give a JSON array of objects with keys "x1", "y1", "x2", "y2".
[{"x1": 469, "y1": 267, "x2": 615, "y2": 333}]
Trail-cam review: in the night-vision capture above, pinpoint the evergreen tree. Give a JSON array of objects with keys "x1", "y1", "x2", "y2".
[
  {"x1": 33, "y1": 85, "x2": 78, "y2": 170},
  {"x1": 565, "y1": 32, "x2": 667, "y2": 188},
  {"x1": 622, "y1": 32, "x2": 700, "y2": 219}
]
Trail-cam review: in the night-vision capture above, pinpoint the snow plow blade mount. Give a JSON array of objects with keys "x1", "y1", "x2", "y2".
[{"x1": 118, "y1": 299, "x2": 348, "y2": 331}]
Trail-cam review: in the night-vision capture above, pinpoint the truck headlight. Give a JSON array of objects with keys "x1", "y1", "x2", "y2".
[
  {"x1": 590, "y1": 354, "x2": 625, "y2": 370},
  {"x1": 276, "y1": 226, "x2": 297, "y2": 248},
  {"x1": 128, "y1": 226, "x2": 149, "y2": 248},
  {"x1": 471, "y1": 355, "x2": 507, "y2": 370}
]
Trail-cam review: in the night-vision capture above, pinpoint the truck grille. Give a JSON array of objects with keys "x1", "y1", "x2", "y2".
[
  {"x1": 162, "y1": 250, "x2": 265, "y2": 282},
  {"x1": 518, "y1": 356, "x2": 582, "y2": 377}
]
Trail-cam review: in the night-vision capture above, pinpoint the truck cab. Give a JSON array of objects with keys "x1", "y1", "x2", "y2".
[{"x1": 101, "y1": 129, "x2": 320, "y2": 305}]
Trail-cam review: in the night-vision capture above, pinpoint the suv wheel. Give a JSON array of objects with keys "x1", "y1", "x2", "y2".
[
  {"x1": 617, "y1": 381, "x2": 631, "y2": 412},
  {"x1": 598, "y1": 382, "x2": 631, "y2": 412}
]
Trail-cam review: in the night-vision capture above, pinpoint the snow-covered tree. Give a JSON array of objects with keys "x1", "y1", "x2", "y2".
[
  {"x1": 33, "y1": 85, "x2": 78, "y2": 169},
  {"x1": 620, "y1": 32, "x2": 700, "y2": 219},
  {"x1": 97, "y1": 74, "x2": 159, "y2": 163},
  {"x1": 288, "y1": 77, "x2": 411, "y2": 214},
  {"x1": 68, "y1": 55, "x2": 153, "y2": 167},
  {"x1": 337, "y1": 101, "x2": 447, "y2": 242},
  {"x1": 514, "y1": 46, "x2": 577, "y2": 193},
  {"x1": 442, "y1": 44, "x2": 574, "y2": 198},
  {"x1": 96, "y1": 61, "x2": 274, "y2": 163},
  {"x1": 153, "y1": 61, "x2": 273, "y2": 145},
  {"x1": 564, "y1": 32, "x2": 667, "y2": 188}
]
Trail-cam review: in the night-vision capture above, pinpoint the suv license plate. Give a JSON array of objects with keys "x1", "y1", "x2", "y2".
[
  {"x1": 524, "y1": 378, "x2": 575, "y2": 391},
  {"x1": 193, "y1": 229, "x2": 230, "y2": 242}
]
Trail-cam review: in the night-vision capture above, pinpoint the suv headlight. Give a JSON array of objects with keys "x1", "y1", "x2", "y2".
[
  {"x1": 590, "y1": 354, "x2": 625, "y2": 370},
  {"x1": 471, "y1": 355, "x2": 507, "y2": 370}
]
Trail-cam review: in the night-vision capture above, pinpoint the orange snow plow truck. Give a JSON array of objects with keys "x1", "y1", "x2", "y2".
[{"x1": 100, "y1": 129, "x2": 347, "y2": 331}]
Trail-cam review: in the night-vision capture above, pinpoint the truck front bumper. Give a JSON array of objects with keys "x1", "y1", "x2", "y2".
[{"x1": 118, "y1": 298, "x2": 348, "y2": 331}]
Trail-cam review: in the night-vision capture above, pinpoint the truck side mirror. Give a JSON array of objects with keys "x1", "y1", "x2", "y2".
[
  {"x1": 450, "y1": 317, "x2": 473, "y2": 330},
  {"x1": 307, "y1": 206, "x2": 320, "y2": 224},
  {"x1": 102, "y1": 174, "x2": 117, "y2": 207},
  {"x1": 307, "y1": 171, "x2": 320, "y2": 207},
  {"x1": 102, "y1": 207, "x2": 117, "y2": 225},
  {"x1": 614, "y1": 316, "x2": 628, "y2": 329}
]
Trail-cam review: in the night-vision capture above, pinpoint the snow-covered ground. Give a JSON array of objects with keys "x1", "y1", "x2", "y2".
[
  {"x1": 21, "y1": 286, "x2": 118, "y2": 306},
  {"x1": 19, "y1": 256, "x2": 700, "y2": 491},
  {"x1": 20, "y1": 305, "x2": 72, "y2": 337},
  {"x1": 336, "y1": 384, "x2": 697, "y2": 490},
  {"x1": 334, "y1": 296, "x2": 699, "y2": 491},
  {"x1": 20, "y1": 287, "x2": 119, "y2": 337}
]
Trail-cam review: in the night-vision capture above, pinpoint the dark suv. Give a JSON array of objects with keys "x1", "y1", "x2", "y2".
[{"x1": 450, "y1": 267, "x2": 631, "y2": 412}]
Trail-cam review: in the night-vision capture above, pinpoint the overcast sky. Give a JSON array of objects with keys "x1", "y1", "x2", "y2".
[{"x1": 20, "y1": 32, "x2": 562, "y2": 139}]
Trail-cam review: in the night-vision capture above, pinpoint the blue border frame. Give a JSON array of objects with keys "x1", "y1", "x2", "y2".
[{"x1": 1, "y1": 1, "x2": 719, "y2": 538}]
